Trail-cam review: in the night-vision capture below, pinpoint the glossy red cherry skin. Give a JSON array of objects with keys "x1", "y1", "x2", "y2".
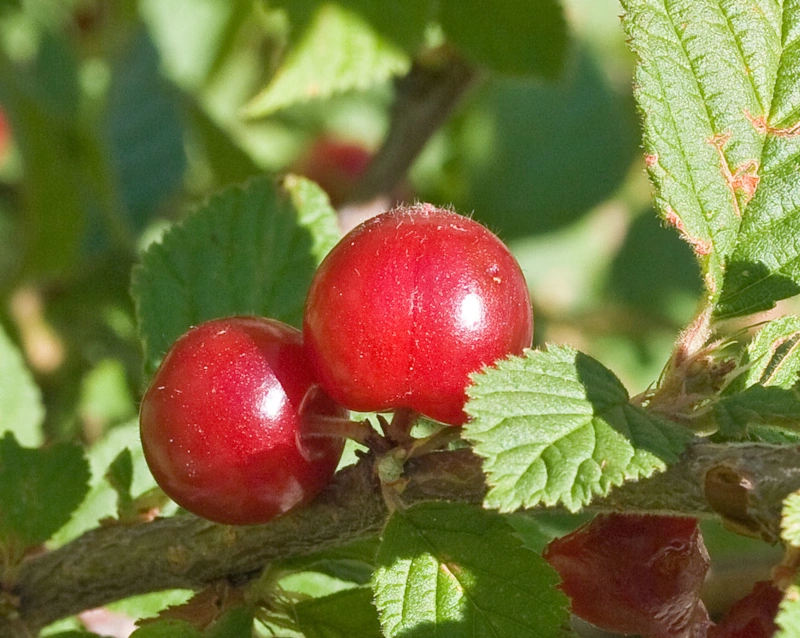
[
  {"x1": 544, "y1": 514, "x2": 711, "y2": 638},
  {"x1": 303, "y1": 204, "x2": 533, "y2": 426},
  {"x1": 140, "y1": 317, "x2": 344, "y2": 525}
]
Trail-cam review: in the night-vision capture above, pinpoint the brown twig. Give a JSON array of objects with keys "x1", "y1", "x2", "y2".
[
  {"x1": 7, "y1": 441, "x2": 800, "y2": 634},
  {"x1": 349, "y1": 47, "x2": 480, "y2": 204}
]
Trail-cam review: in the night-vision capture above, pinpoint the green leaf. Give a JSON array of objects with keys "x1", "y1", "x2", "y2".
[
  {"x1": 621, "y1": 0, "x2": 778, "y2": 299},
  {"x1": 278, "y1": 537, "x2": 379, "y2": 585},
  {"x1": 339, "y1": 0, "x2": 433, "y2": 52},
  {"x1": 712, "y1": 316, "x2": 800, "y2": 441},
  {"x1": 0, "y1": 324, "x2": 43, "y2": 447},
  {"x1": 781, "y1": 490, "x2": 800, "y2": 548},
  {"x1": 0, "y1": 36, "x2": 86, "y2": 276},
  {"x1": 464, "y1": 345, "x2": 693, "y2": 512},
  {"x1": 106, "y1": 448, "x2": 134, "y2": 515},
  {"x1": 105, "y1": 28, "x2": 186, "y2": 233},
  {"x1": 185, "y1": 100, "x2": 262, "y2": 188},
  {"x1": 714, "y1": 384, "x2": 800, "y2": 439},
  {"x1": 742, "y1": 316, "x2": 800, "y2": 389},
  {"x1": 776, "y1": 587, "x2": 800, "y2": 638},
  {"x1": 439, "y1": 0, "x2": 568, "y2": 78},
  {"x1": 0, "y1": 434, "x2": 90, "y2": 548},
  {"x1": 130, "y1": 607, "x2": 253, "y2": 638},
  {"x1": 294, "y1": 587, "x2": 381, "y2": 638},
  {"x1": 715, "y1": 0, "x2": 800, "y2": 318},
  {"x1": 132, "y1": 175, "x2": 340, "y2": 375},
  {"x1": 243, "y1": 3, "x2": 409, "y2": 117},
  {"x1": 50, "y1": 421, "x2": 160, "y2": 546},
  {"x1": 373, "y1": 502, "x2": 569, "y2": 637}
]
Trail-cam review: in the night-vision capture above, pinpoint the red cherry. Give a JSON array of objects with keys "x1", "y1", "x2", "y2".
[
  {"x1": 543, "y1": 514, "x2": 712, "y2": 638},
  {"x1": 293, "y1": 137, "x2": 373, "y2": 207},
  {"x1": 139, "y1": 317, "x2": 344, "y2": 525},
  {"x1": 303, "y1": 203, "x2": 533, "y2": 426},
  {"x1": 709, "y1": 580, "x2": 782, "y2": 638}
]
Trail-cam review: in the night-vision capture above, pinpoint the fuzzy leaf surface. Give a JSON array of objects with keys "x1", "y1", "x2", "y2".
[
  {"x1": 621, "y1": 0, "x2": 780, "y2": 298},
  {"x1": 776, "y1": 590, "x2": 800, "y2": 638},
  {"x1": 742, "y1": 315, "x2": 800, "y2": 388},
  {"x1": 294, "y1": 587, "x2": 382, "y2": 638},
  {"x1": 464, "y1": 345, "x2": 692, "y2": 512},
  {"x1": 0, "y1": 434, "x2": 90, "y2": 547},
  {"x1": 373, "y1": 502, "x2": 569, "y2": 638},
  {"x1": 714, "y1": 316, "x2": 800, "y2": 440},
  {"x1": 439, "y1": 0, "x2": 567, "y2": 78},
  {"x1": 781, "y1": 491, "x2": 800, "y2": 547},
  {"x1": 0, "y1": 324, "x2": 43, "y2": 447},
  {"x1": 714, "y1": 384, "x2": 800, "y2": 439},
  {"x1": 243, "y1": 3, "x2": 409, "y2": 117},
  {"x1": 132, "y1": 176, "x2": 339, "y2": 375},
  {"x1": 710, "y1": 0, "x2": 800, "y2": 317}
]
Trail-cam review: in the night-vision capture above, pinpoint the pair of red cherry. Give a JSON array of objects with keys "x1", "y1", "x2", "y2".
[{"x1": 140, "y1": 204, "x2": 533, "y2": 525}]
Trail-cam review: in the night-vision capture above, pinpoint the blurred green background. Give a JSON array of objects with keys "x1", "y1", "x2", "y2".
[
  {"x1": 0, "y1": 1, "x2": 781, "y2": 635},
  {"x1": 0, "y1": 0, "x2": 704, "y2": 446}
]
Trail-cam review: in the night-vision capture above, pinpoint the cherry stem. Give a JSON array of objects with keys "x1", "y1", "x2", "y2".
[
  {"x1": 408, "y1": 426, "x2": 462, "y2": 458},
  {"x1": 302, "y1": 414, "x2": 376, "y2": 447},
  {"x1": 382, "y1": 408, "x2": 418, "y2": 444}
]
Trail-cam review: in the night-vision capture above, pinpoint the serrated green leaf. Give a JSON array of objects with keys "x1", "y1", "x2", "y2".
[
  {"x1": 743, "y1": 316, "x2": 800, "y2": 388},
  {"x1": 704, "y1": 0, "x2": 800, "y2": 318},
  {"x1": 0, "y1": 434, "x2": 90, "y2": 548},
  {"x1": 713, "y1": 315, "x2": 800, "y2": 441},
  {"x1": 132, "y1": 175, "x2": 340, "y2": 375},
  {"x1": 373, "y1": 502, "x2": 569, "y2": 638},
  {"x1": 0, "y1": 323, "x2": 43, "y2": 447},
  {"x1": 294, "y1": 587, "x2": 381, "y2": 638},
  {"x1": 776, "y1": 586, "x2": 800, "y2": 638},
  {"x1": 781, "y1": 491, "x2": 800, "y2": 547},
  {"x1": 464, "y1": 345, "x2": 693, "y2": 512},
  {"x1": 714, "y1": 384, "x2": 800, "y2": 439},
  {"x1": 439, "y1": 0, "x2": 567, "y2": 78},
  {"x1": 621, "y1": 0, "x2": 779, "y2": 299},
  {"x1": 243, "y1": 3, "x2": 409, "y2": 117},
  {"x1": 50, "y1": 421, "x2": 160, "y2": 546}
]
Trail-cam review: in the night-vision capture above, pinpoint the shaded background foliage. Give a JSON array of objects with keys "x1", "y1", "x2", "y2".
[{"x1": 0, "y1": 0, "x2": 766, "y2": 635}]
